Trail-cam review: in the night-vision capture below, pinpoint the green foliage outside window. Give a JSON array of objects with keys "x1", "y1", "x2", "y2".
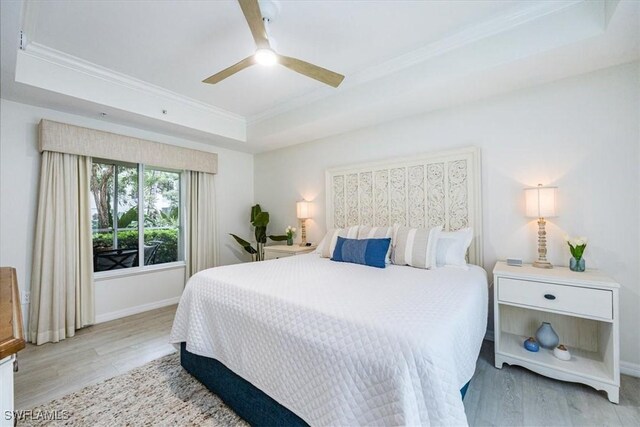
[
  {"x1": 91, "y1": 161, "x2": 181, "y2": 270},
  {"x1": 92, "y1": 228, "x2": 179, "y2": 265}
]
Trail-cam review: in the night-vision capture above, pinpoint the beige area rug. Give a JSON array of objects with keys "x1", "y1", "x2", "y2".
[{"x1": 19, "y1": 352, "x2": 248, "y2": 427}]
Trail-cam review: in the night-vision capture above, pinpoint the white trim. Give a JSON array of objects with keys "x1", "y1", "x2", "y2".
[
  {"x1": 138, "y1": 163, "x2": 145, "y2": 264},
  {"x1": 21, "y1": 302, "x2": 29, "y2": 339},
  {"x1": 23, "y1": 42, "x2": 243, "y2": 122},
  {"x1": 94, "y1": 296, "x2": 181, "y2": 324},
  {"x1": 15, "y1": 44, "x2": 246, "y2": 142},
  {"x1": 247, "y1": 1, "x2": 582, "y2": 125},
  {"x1": 620, "y1": 361, "x2": 640, "y2": 378},
  {"x1": 94, "y1": 261, "x2": 185, "y2": 281}
]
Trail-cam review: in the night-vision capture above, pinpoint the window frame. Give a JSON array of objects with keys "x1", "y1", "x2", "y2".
[{"x1": 92, "y1": 159, "x2": 186, "y2": 279}]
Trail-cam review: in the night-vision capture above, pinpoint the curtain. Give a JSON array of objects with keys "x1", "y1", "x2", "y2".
[
  {"x1": 29, "y1": 151, "x2": 94, "y2": 345},
  {"x1": 185, "y1": 171, "x2": 218, "y2": 279}
]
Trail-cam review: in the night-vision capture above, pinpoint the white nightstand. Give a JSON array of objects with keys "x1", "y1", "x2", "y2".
[
  {"x1": 263, "y1": 245, "x2": 316, "y2": 260},
  {"x1": 493, "y1": 262, "x2": 620, "y2": 403}
]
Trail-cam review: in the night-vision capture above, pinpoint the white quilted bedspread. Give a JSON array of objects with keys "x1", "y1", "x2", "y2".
[{"x1": 170, "y1": 254, "x2": 487, "y2": 426}]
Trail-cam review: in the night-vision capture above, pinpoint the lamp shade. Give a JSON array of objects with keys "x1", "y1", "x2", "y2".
[
  {"x1": 524, "y1": 185, "x2": 557, "y2": 218},
  {"x1": 296, "y1": 201, "x2": 311, "y2": 219}
]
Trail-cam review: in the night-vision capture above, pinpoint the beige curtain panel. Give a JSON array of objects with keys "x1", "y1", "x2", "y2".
[
  {"x1": 29, "y1": 151, "x2": 95, "y2": 345},
  {"x1": 39, "y1": 119, "x2": 218, "y2": 174},
  {"x1": 185, "y1": 171, "x2": 218, "y2": 278}
]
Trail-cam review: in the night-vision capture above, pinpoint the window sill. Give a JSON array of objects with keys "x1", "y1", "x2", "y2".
[{"x1": 94, "y1": 261, "x2": 186, "y2": 282}]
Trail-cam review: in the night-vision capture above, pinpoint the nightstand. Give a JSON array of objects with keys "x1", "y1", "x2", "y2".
[
  {"x1": 263, "y1": 245, "x2": 316, "y2": 260},
  {"x1": 493, "y1": 262, "x2": 620, "y2": 403}
]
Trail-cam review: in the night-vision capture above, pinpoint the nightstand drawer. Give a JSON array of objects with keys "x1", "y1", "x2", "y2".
[
  {"x1": 263, "y1": 245, "x2": 317, "y2": 261},
  {"x1": 498, "y1": 277, "x2": 612, "y2": 320},
  {"x1": 263, "y1": 252, "x2": 292, "y2": 260}
]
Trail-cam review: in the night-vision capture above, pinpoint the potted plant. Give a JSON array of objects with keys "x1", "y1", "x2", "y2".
[
  {"x1": 230, "y1": 204, "x2": 287, "y2": 261},
  {"x1": 564, "y1": 235, "x2": 587, "y2": 272},
  {"x1": 285, "y1": 226, "x2": 297, "y2": 246}
]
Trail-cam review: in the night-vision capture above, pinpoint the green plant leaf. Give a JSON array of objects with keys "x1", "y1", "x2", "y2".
[
  {"x1": 254, "y1": 226, "x2": 267, "y2": 244},
  {"x1": 229, "y1": 234, "x2": 257, "y2": 254},
  {"x1": 250, "y1": 204, "x2": 262, "y2": 223},
  {"x1": 117, "y1": 207, "x2": 138, "y2": 228},
  {"x1": 252, "y1": 211, "x2": 270, "y2": 227},
  {"x1": 268, "y1": 235, "x2": 288, "y2": 241}
]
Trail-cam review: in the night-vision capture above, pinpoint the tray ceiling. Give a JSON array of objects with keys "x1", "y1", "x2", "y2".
[
  {"x1": 2, "y1": 0, "x2": 638, "y2": 152},
  {"x1": 25, "y1": 0, "x2": 541, "y2": 116}
]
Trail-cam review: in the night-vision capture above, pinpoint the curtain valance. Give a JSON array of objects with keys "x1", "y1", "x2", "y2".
[{"x1": 39, "y1": 119, "x2": 218, "y2": 174}]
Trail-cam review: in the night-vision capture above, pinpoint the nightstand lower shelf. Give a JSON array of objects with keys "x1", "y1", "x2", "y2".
[{"x1": 496, "y1": 332, "x2": 615, "y2": 389}]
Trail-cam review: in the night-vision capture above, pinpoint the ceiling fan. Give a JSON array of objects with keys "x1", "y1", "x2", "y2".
[{"x1": 202, "y1": 0, "x2": 345, "y2": 88}]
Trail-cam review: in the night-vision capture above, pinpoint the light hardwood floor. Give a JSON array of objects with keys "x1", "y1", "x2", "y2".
[
  {"x1": 15, "y1": 305, "x2": 177, "y2": 410},
  {"x1": 464, "y1": 342, "x2": 640, "y2": 426},
  {"x1": 15, "y1": 305, "x2": 640, "y2": 426}
]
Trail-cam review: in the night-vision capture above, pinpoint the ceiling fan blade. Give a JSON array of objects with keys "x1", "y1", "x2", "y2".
[
  {"x1": 202, "y1": 55, "x2": 256, "y2": 84},
  {"x1": 278, "y1": 55, "x2": 345, "y2": 88},
  {"x1": 238, "y1": 0, "x2": 270, "y2": 49}
]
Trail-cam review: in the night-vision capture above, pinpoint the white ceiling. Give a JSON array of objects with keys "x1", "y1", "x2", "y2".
[
  {"x1": 25, "y1": 0, "x2": 542, "y2": 117},
  {"x1": 1, "y1": 0, "x2": 639, "y2": 152}
]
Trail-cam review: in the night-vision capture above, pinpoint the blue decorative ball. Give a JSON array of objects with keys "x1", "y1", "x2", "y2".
[{"x1": 524, "y1": 337, "x2": 539, "y2": 352}]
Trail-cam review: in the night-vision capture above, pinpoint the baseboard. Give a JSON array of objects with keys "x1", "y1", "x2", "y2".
[
  {"x1": 95, "y1": 296, "x2": 180, "y2": 324},
  {"x1": 21, "y1": 302, "x2": 29, "y2": 339},
  {"x1": 621, "y1": 361, "x2": 640, "y2": 378},
  {"x1": 485, "y1": 328, "x2": 640, "y2": 378},
  {"x1": 484, "y1": 329, "x2": 495, "y2": 342}
]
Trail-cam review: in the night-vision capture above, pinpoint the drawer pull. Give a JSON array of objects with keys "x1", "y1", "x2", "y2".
[{"x1": 544, "y1": 294, "x2": 556, "y2": 300}]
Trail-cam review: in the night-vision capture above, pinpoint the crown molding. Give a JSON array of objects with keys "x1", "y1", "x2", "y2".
[
  {"x1": 21, "y1": 42, "x2": 245, "y2": 123},
  {"x1": 247, "y1": 0, "x2": 583, "y2": 125}
]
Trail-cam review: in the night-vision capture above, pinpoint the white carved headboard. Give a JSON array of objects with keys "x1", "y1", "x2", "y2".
[{"x1": 325, "y1": 147, "x2": 483, "y2": 266}]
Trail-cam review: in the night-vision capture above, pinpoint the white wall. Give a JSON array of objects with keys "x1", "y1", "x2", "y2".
[
  {"x1": 0, "y1": 99, "x2": 254, "y2": 328},
  {"x1": 254, "y1": 62, "x2": 640, "y2": 370}
]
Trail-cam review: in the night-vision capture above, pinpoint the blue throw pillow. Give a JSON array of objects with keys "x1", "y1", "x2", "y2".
[{"x1": 331, "y1": 237, "x2": 391, "y2": 268}]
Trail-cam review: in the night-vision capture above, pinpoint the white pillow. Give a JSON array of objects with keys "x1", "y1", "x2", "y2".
[
  {"x1": 357, "y1": 225, "x2": 393, "y2": 240},
  {"x1": 435, "y1": 228, "x2": 473, "y2": 269},
  {"x1": 391, "y1": 224, "x2": 442, "y2": 269},
  {"x1": 358, "y1": 226, "x2": 393, "y2": 263},
  {"x1": 318, "y1": 226, "x2": 360, "y2": 258}
]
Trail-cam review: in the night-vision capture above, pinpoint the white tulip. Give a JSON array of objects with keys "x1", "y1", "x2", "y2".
[
  {"x1": 292, "y1": 227, "x2": 297, "y2": 232},
  {"x1": 575, "y1": 238, "x2": 585, "y2": 246}
]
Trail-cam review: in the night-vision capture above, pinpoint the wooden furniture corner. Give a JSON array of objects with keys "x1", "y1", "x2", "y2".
[{"x1": 0, "y1": 267, "x2": 25, "y2": 359}]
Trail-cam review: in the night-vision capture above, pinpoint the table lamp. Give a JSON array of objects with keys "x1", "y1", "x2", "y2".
[
  {"x1": 296, "y1": 201, "x2": 311, "y2": 246},
  {"x1": 524, "y1": 184, "x2": 557, "y2": 268}
]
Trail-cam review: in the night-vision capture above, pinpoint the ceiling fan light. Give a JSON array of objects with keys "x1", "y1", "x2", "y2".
[{"x1": 254, "y1": 49, "x2": 277, "y2": 66}]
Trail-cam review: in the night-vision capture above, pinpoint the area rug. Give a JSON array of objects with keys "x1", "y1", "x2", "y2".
[{"x1": 19, "y1": 352, "x2": 248, "y2": 426}]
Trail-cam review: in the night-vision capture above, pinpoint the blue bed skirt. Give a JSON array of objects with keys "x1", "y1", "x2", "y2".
[{"x1": 180, "y1": 343, "x2": 470, "y2": 426}]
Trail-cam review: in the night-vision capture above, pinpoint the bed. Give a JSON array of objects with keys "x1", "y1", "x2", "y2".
[{"x1": 171, "y1": 147, "x2": 487, "y2": 425}]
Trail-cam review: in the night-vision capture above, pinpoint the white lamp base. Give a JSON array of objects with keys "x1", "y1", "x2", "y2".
[
  {"x1": 533, "y1": 260, "x2": 553, "y2": 269},
  {"x1": 299, "y1": 218, "x2": 307, "y2": 247},
  {"x1": 533, "y1": 217, "x2": 553, "y2": 269}
]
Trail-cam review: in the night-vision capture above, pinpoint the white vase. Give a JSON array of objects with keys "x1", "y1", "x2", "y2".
[{"x1": 553, "y1": 345, "x2": 571, "y2": 361}]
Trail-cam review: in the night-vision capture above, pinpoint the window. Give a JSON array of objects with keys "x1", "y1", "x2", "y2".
[{"x1": 90, "y1": 161, "x2": 182, "y2": 273}]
